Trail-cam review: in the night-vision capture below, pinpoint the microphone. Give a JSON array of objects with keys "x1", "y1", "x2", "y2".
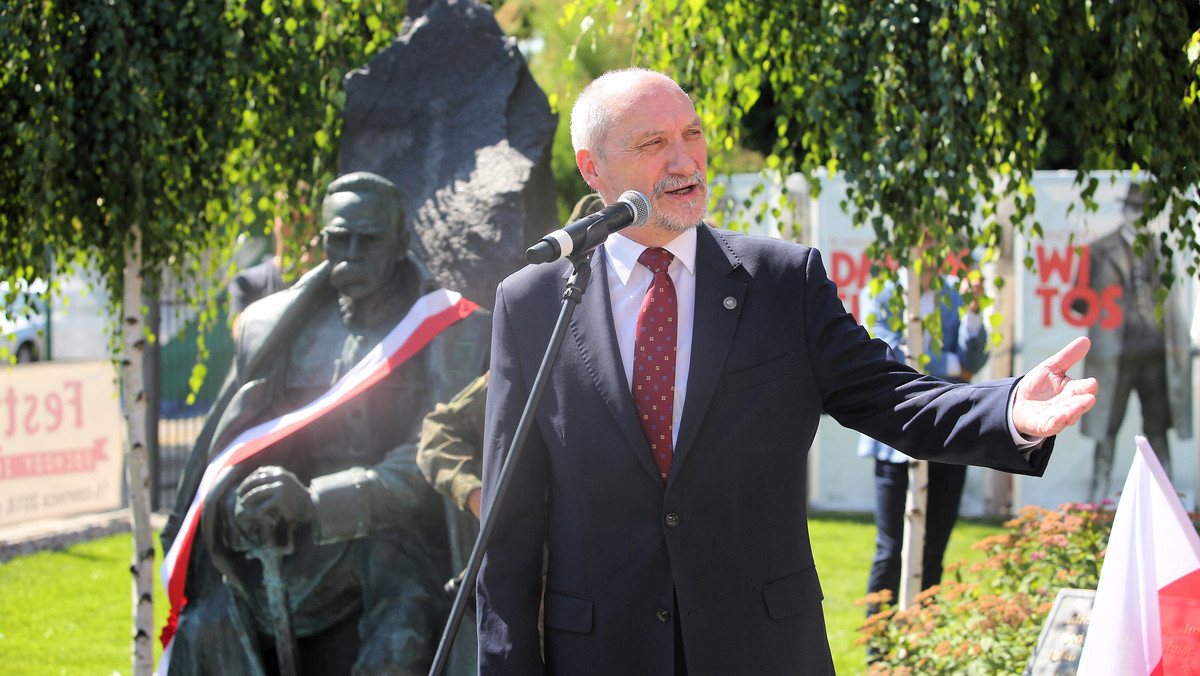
[{"x1": 525, "y1": 190, "x2": 652, "y2": 264}]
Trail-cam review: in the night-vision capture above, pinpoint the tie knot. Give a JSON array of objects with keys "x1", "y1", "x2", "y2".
[{"x1": 638, "y1": 247, "x2": 674, "y2": 275}]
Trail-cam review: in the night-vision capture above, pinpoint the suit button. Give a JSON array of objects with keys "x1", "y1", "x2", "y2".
[
  {"x1": 664, "y1": 513, "x2": 680, "y2": 528},
  {"x1": 656, "y1": 608, "x2": 670, "y2": 623}
]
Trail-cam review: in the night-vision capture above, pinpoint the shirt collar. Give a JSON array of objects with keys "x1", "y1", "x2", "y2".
[{"x1": 605, "y1": 227, "x2": 698, "y2": 284}]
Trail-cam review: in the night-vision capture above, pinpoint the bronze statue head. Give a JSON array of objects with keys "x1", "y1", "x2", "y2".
[{"x1": 320, "y1": 172, "x2": 410, "y2": 300}]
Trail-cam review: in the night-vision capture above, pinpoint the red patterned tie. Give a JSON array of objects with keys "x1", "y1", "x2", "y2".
[{"x1": 633, "y1": 247, "x2": 677, "y2": 482}]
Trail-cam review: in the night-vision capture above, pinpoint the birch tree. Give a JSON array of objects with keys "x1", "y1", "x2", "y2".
[{"x1": 1, "y1": 1, "x2": 408, "y2": 672}]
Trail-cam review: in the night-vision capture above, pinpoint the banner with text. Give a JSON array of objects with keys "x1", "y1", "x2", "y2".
[
  {"x1": 0, "y1": 360, "x2": 124, "y2": 525},
  {"x1": 1013, "y1": 172, "x2": 1195, "y2": 510},
  {"x1": 806, "y1": 173, "x2": 997, "y2": 515},
  {"x1": 804, "y1": 170, "x2": 1196, "y2": 512}
]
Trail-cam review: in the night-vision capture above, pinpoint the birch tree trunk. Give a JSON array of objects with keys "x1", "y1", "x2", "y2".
[
  {"x1": 898, "y1": 262, "x2": 928, "y2": 610},
  {"x1": 122, "y1": 225, "x2": 155, "y2": 676}
]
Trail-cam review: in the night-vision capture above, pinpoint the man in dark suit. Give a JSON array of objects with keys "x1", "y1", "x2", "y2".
[{"x1": 476, "y1": 68, "x2": 1098, "y2": 676}]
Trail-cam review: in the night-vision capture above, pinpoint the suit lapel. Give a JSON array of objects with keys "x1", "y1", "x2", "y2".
[
  {"x1": 567, "y1": 250, "x2": 661, "y2": 479},
  {"x1": 673, "y1": 227, "x2": 747, "y2": 473}
]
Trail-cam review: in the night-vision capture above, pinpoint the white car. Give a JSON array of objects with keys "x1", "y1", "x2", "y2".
[{"x1": 0, "y1": 281, "x2": 48, "y2": 363}]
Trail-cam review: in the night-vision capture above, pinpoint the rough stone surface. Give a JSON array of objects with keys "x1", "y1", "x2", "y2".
[{"x1": 340, "y1": 0, "x2": 559, "y2": 310}]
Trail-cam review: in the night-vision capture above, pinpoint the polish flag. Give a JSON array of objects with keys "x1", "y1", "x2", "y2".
[{"x1": 1076, "y1": 436, "x2": 1200, "y2": 675}]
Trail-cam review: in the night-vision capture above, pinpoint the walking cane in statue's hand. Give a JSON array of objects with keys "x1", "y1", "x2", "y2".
[{"x1": 247, "y1": 522, "x2": 299, "y2": 676}]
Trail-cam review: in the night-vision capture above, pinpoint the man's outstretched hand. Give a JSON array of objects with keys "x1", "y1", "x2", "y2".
[{"x1": 1012, "y1": 336, "x2": 1099, "y2": 438}]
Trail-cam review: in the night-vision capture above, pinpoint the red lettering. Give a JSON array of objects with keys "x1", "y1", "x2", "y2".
[
  {"x1": 63, "y1": 380, "x2": 83, "y2": 428},
  {"x1": 1076, "y1": 246, "x2": 1091, "y2": 286},
  {"x1": 1100, "y1": 285, "x2": 1123, "y2": 330},
  {"x1": 1061, "y1": 286, "x2": 1099, "y2": 328},
  {"x1": 1036, "y1": 245, "x2": 1078, "y2": 285},
  {"x1": 22, "y1": 394, "x2": 38, "y2": 434},
  {"x1": 44, "y1": 392, "x2": 62, "y2": 432},
  {"x1": 944, "y1": 249, "x2": 973, "y2": 277},
  {"x1": 2, "y1": 387, "x2": 14, "y2": 437},
  {"x1": 830, "y1": 251, "x2": 870, "y2": 289},
  {"x1": 1036, "y1": 287, "x2": 1060, "y2": 327}
]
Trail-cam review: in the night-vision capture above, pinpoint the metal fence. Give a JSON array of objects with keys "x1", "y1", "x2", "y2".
[{"x1": 149, "y1": 275, "x2": 236, "y2": 512}]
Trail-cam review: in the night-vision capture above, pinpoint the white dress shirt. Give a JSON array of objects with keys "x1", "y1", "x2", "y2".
[{"x1": 604, "y1": 228, "x2": 697, "y2": 448}]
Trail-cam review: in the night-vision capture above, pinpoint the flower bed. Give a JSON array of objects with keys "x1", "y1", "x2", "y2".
[{"x1": 856, "y1": 502, "x2": 1125, "y2": 675}]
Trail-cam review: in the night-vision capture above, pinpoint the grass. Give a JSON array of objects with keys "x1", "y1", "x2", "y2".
[
  {"x1": 0, "y1": 534, "x2": 168, "y2": 676},
  {"x1": 811, "y1": 513, "x2": 1006, "y2": 675},
  {"x1": 0, "y1": 514, "x2": 1004, "y2": 676}
]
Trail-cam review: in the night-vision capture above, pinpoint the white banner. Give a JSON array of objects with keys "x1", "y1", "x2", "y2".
[
  {"x1": 1014, "y1": 172, "x2": 1195, "y2": 510},
  {"x1": 0, "y1": 360, "x2": 124, "y2": 525},
  {"x1": 799, "y1": 170, "x2": 1196, "y2": 513},
  {"x1": 805, "y1": 173, "x2": 994, "y2": 515}
]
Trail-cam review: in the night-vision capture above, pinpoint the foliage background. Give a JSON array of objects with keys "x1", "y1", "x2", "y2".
[{"x1": 567, "y1": 0, "x2": 1200, "y2": 294}]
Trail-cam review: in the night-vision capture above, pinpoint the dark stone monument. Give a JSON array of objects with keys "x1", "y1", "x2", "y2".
[{"x1": 339, "y1": 0, "x2": 558, "y2": 311}]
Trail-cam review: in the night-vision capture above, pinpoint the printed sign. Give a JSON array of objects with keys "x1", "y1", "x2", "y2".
[
  {"x1": 0, "y1": 360, "x2": 124, "y2": 525},
  {"x1": 807, "y1": 173, "x2": 996, "y2": 514},
  {"x1": 801, "y1": 171, "x2": 1197, "y2": 513},
  {"x1": 1024, "y1": 588, "x2": 1094, "y2": 675},
  {"x1": 1014, "y1": 172, "x2": 1195, "y2": 510}
]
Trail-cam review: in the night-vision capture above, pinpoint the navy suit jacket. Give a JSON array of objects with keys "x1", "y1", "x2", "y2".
[
  {"x1": 857, "y1": 277, "x2": 992, "y2": 463},
  {"x1": 477, "y1": 225, "x2": 1053, "y2": 676}
]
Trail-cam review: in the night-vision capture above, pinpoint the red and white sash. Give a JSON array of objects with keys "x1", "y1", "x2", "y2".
[{"x1": 156, "y1": 288, "x2": 479, "y2": 673}]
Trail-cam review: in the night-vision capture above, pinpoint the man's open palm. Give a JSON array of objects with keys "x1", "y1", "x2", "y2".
[{"x1": 1012, "y1": 336, "x2": 1099, "y2": 438}]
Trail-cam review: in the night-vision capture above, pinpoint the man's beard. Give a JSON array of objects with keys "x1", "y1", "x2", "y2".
[{"x1": 650, "y1": 170, "x2": 708, "y2": 232}]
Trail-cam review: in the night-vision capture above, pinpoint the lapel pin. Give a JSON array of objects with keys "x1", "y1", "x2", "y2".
[{"x1": 723, "y1": 296, "x2": 737, "y2": 310}]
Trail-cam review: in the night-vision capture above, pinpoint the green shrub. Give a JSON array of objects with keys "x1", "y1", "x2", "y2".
[{"x1": 855, "y1": 502, "x2": 1119, "y2": 675}]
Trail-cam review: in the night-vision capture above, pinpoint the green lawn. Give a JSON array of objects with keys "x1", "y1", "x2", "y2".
[
  {"x1": 0, "y1": 514, "x2": 1003, "y2": 675},
  {"x1": 811, "y1": 513, "x2": 1005, "y2": 675},
  {"x1": 0, "y1": 534, "x2": 168, "y2": 676}
]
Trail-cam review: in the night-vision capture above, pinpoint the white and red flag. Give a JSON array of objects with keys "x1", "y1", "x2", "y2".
[
  {"x1": 155, "y1": 288, "x2": 478, "y2": 675},
  {"x1": 1076, "y1": 436, "x2": 1200, "y2": 675}
]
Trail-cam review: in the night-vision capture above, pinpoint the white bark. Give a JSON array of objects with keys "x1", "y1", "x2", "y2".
[
  {"x1": 898, "y1": 260, "x2": 928, "y2": 610},
  {"x1": 122, "y1": 226, "x2": 155, "y2": 676}
]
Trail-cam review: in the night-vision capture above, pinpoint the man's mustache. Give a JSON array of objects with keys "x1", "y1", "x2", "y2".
[
  {"x1": 653, "y1": 171, "x2": 707, "y2": 199},
  {"x1": 331, "y1": 261, "x2": 372, "y2": 281}
]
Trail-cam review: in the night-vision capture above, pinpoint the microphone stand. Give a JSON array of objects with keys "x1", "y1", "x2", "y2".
[{"x1": 428, "y1": 250, "x2": 595, "y2": 676}]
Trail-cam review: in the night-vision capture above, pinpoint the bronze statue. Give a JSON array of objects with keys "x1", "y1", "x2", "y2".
[{"x1": 160, "y1": 171, "x2": 490, "y2": 676}]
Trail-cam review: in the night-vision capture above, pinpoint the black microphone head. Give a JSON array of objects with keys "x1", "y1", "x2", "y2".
[
  {"x1": 617, "y1": 190, "x2": 652, "y2": 228},
  {"x1": 524, "y1": 239, "x2": 560, "y2": 265}
]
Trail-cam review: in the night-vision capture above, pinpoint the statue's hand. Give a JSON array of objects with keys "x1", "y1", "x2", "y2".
[{"x1": 234, "y1": 466, "x2": 316, "y2": 541}]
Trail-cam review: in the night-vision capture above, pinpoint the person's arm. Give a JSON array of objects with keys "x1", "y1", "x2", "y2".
[
  {"x1": 228, "y1": 437, "x2": 439, "y2": 548},
  {"x1": 304, "y1": 443, "x2": 438, "y2": 544},
  {"x1": 925, "y1": 281, "x2": 989, "y2": 381},
  {"x1": 417, "y1": 372, "x2": 488, "y2": 518},
  {"x1": 811, "y1": 249, "x2": 1053, "y2": 473}
]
